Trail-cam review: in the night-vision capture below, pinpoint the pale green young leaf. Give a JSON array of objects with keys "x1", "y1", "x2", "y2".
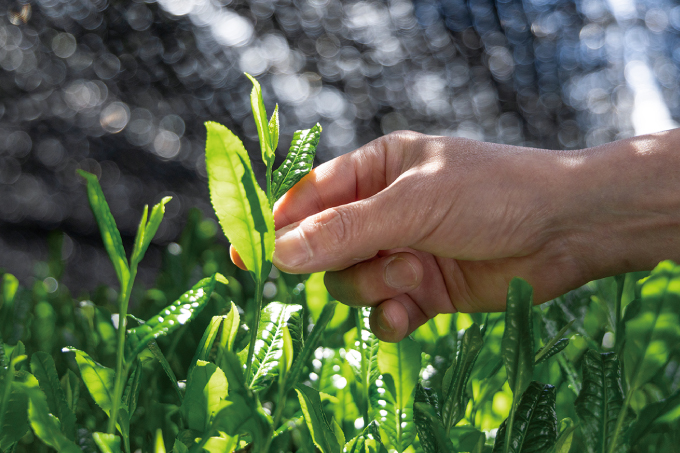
[
  {"x1": 280, "y1": 325, "x2": 294, "y2": 383},
  {"x1": 209, "y1": 391, "x2": 270, "y2": 451},
  {"x1": 376, "y1": 337, "x2": 421, "y2": 452},
  {"x1": 269, "y1": 103, "x2": 279, "y2": 152},
  {"x1": 127, "y1": 275, "x2": 216, "y2": 360},
  {"x1": 147, "y1": 341, "x2": 183, "y2": 403},
  {"x1": 295, "y1": 384, "x2": 342, "y2": 453},
  {"x1": 272, "y1": 124, "x2": 322, "y2": 202},
  {"x1": 441, "y1": 323, "x2": 483, "y2": 431},
  {"x1": 60, "y1": 370, "x2": 80, "y2": 414},
  {"x1": 205, "y1": 121, "x2": 274, "y2": 282},
  {"x1": 30, "y1": 351, "x2": 76, "y2": 440},
  {"x1": 249, "y1": 302, "x2": 303, "y2": 392},
  {"x1": 93, "y1": 432, "x2": 122, "y2": 453},
  {"x1": 285, "y1": 301, "x2": 337, "y2": 394},
  {"x1": 181, "y1": 360, "x2": 228, "y2": 432},
  {"x1": 130, "y1": 197, "x2": 172, "y2": 267},
  {"x1": 218, "y1": 302, "x2": 240, "y2": 355},
  {"x1": 187, "y1": 315, "x2": 223, "y2": 381},
  {"x1": 245, "y1": 73, "x2": 274, "y2": 166},
  {"x1": 77, "y1": 170, "x2": 129, "y2": 287},
  {"x1": 550, "y1": 418, "x2": 576, "y2": 453}
]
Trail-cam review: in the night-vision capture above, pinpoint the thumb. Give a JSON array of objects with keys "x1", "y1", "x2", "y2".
[{"x1": 273, "y1": 187, "x2": 417, "y2": 273}]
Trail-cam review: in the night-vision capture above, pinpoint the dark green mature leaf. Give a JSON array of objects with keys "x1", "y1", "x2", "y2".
[
  {"x1": 442, "y1": 323, "x2": 483, "y2": 431},
  {"x1": 205, "y1": 121, "x2": 274, "y2": 282},
  {"x1": 628, "y1": 389, "x2": 680, "y2": 445},
  {"x1": 285, "y1": 301, "x2": 337, "y2": 393},
  {"x1": 272, "y1": 124, "x2": 322, "y2": 202},
  {"x1": 77, "y1": 170, "x2": 129, "y2": 286},
  {"x1": 503, "y1": 278, "x2": 535, "y2": 399},
  {"x1": 218, "y1": 350, "x2": 246, "y2": 394},
  {"x1": 376, "y1": 337, "x2": 420, "y2": 453},
  {"x1": 413, "y1": 386, "x2": 453, "y2": 453},
  {"x1": 624, "y1": 260, "x2": 680, "y2": 392},
  {"x1": 173, "y1": 439, "x2": 190, "y2": 453},
  {"x1": 30, "y1": 352, "x2": 76, "y2": 440},
  {"x1": 92, "y1": 432, "x2": 122, "y2": 453},
  {"x1": 245, "y1": 73, "x2": 274, "y2": 167},
  {"x1": 127, "y1": 275, "x2": 216, "y2": 360},
  {"x1": 249, "y1": 302, "x2": 303, "y2": 392},
  {"x1": 295, "y1": 384, "x2": 342, "y2": 453},
  {"x1": 493, "y1": 381, "x2": 557, "y2": 453},
  {"x1": 19, "y1": 370, "x2": 80, "y2": 453},
  {"x1": 130, "y1": 197, "x2": 172, "y2": 267},
  {"x1": 575, "y1": 350, "x2": 629, "y2": 453},
  {"x1": 147, "y1": 341, "x2": 183, "y2": 403},
  {"x1": 181, "y1": 360, "x2": 228, "y2": 432}
]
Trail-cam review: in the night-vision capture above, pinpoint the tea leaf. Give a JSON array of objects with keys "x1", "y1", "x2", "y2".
[
  {"x1": 272, "y1": 123, "x2": 322, "y2": 202},
  {"x1": 62, "y1": 347, "x2": 130, "y2": 439},
  {"x1": 30, "y1": 352, "x2": 76, "y2": 440},
  {"x1": 502, "y1": 277, "x2": 535, "y2": 398},
  {"x1": 280, "y1": 325, "x2": 294, "y2": 382},
  {"x1": 574, "y1": 350, "x2": 630, "y2": 453},
  {"x1": 286, "y1": 301, "x2": 337, "y2": 393},
  {"x1": 127, "y1": 275, "x2": 216, "y2": 360},
  {"x1": 550, "y1": 418, "x2": 576, "y2": 453},
  {"x1": 628, "y1": 389, "x2": 680, "y2": 446},
  {"x1": 492, "y1": 381, "x2": 557, "y2": 453},
  {"x1": 624, "y1": 260, "x2": 680, "y2": 392},
  {"x1": 441, "y1": 323, "x2": 483, "y2": 431},
  {"x1": 245, "y1": 73, "x2": 274, "y2": 167},
  {"x1": 187, "y1": 315, "x2": 223, "y2": 381},
  {"x1": 376, "y1": 337, "x2": 420, "y2": 452},
  {"x1": 131, "y1": 197, "x2": 172, "y2": 267},
  {"x1": 449, "y1": 425, "x2": 485, "y2": 452},
  {"x1": 60, "y1": 370, "x2": 80, "y2": 414},
  {"x1": 269, "y1": 104, "x2": 279, "y2": 152},
  {"x1": 249, "y1": 302, "x2": 303, "y2": 392},
  {"x1": 25, "y1": 370, "x2": 81, "y2": 453},
  {"x1": 295, "y1": 384, "x2": 342, "y2": 453},
  {"x1": 2, "y1": 273, "x2": 18, "y2": 308},
  {"x1": 209, "y1": 391, "x2": 270, "y2": 450},
  {"x1": 413, "y1": 386, "x2": 453, "y2": 453},
  {"x1": 122, "y1": 358, "x2": 142, "y2": 417},
  {"x1": 535, "y1": 339, "x2": 569, "y2": 366},
  {"x1": 93, "y1": 432, "x2": 122, "y2": 453},
  {"x1": 218, "y1": 302, "x2": 240, "y2": 355},
  {"x1": 0, "y1": 360, "x2": 30, "y2": 450},
  {"x1": 205, "y1": 121, "x2": 274, "y2": 282},
  {"x1": 147, "y1": 341, "x2": 182, "y2": 403},
  {"x1": 77, "y1": 170, "x2": 129, "y2": 287},
  {"x1": 181, "y1": 360, "x2": 228, "y2": 432}
]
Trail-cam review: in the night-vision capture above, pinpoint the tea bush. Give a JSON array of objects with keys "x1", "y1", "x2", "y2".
[{"x1": 1, "y1": 76, "x2": 680, "y2": 453}]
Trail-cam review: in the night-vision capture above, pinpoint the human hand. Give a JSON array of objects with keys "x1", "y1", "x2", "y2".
[{"x1": 232, "y1": 129, "x2": 680, "y2": 342}]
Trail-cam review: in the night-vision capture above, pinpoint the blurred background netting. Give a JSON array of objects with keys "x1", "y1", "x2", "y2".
[{"x1": 1, "y1": 0, "x2": 678, "y2": 291}]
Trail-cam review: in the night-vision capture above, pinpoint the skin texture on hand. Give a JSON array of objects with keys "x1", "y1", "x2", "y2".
[{"x1": 232, "y1": 129, "x2": 680, "y2": 342}]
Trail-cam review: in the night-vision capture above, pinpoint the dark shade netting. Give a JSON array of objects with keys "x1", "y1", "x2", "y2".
[{"x1": 1, "y1": 0, "x2": 678, "y2": 290}]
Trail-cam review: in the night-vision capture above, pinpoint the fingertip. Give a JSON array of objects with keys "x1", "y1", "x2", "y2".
[
  {"x1": 370, "y1": 300, "x2": 409, "y2": 343},
  {"x1": 229, "y1": 245, "x2": 248, "y2": 271}
]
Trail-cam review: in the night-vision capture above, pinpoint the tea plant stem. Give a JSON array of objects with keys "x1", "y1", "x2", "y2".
[
  {"x1": 266, "y1": 165, "x2": 274, "y2": 210},
  {"x1": 107, "y1": 268, "x2": 137, "y2": 435},
  {"x1": 245, "y1": 279, "x2": 264, "y2": 382},
  {"x1": 263, "y1": 386, "x2": 287, "y2": 452}
]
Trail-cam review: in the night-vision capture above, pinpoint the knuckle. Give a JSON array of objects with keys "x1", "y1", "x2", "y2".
[{"x1": 313, "y1": 207, "x2": 355, "y2": 252}]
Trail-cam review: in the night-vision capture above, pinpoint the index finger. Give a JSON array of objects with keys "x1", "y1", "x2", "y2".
[{"x1": 273, "y1": 132, "x2": 416, "y2": 230}]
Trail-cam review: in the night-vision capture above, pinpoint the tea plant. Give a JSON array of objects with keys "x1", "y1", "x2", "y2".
[{"x1": 2, "y1": 74, "x2": 680, "y2": 452}]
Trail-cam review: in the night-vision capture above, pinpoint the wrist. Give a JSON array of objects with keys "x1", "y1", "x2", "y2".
[{"x1": 556, "y1": 129, "x2": 680, "y2": 279}]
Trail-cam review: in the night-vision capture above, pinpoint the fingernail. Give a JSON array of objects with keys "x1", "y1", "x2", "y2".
[
  {"x1": 384, "y1": 257, "x2": 417, "y2": 289},
  {"x1": 376, "y1": 306, "x2": 394, "y2": 332},
  {"x1": 274, "y1": 227, "x2": 311, "y2": 269}
]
